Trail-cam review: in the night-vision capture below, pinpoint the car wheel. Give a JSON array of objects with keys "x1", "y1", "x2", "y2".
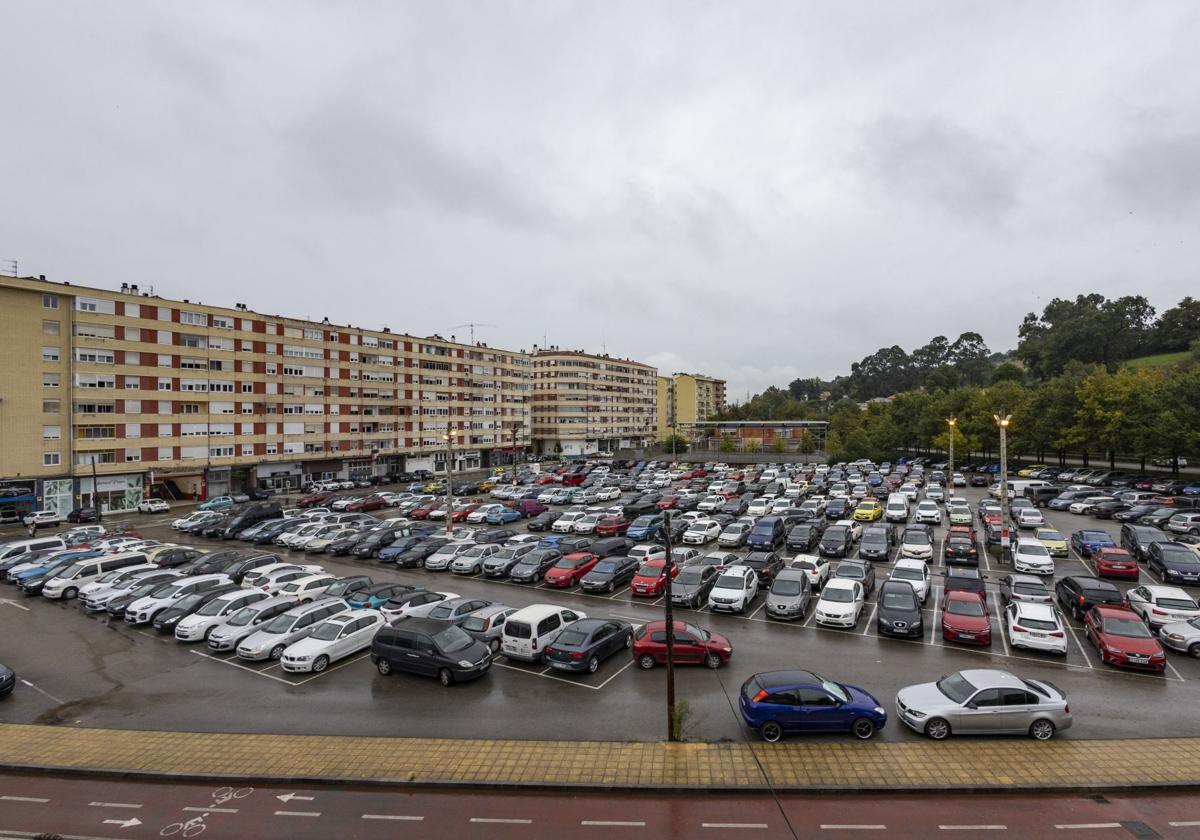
[
  {"x1": 204, "y1": 627, "x2": 215, "y2": 641},
  {"x1": 638, "y1": 654, "x2": 657, "y2": 670},
  {"x1": 758, "y1": 721, "x2": 783, "y2": 743},
  {"x1": 376, "y1": 658, "x2": 392, "y2": 676},
  {"x1": 269, "y1": 644, "x2": 286, "y2": 661},
  {"x1": 607, "y1": 581, "x2": 615, "y2": 593},
  {"x1": 63, "y1": 587, "x2": 78, "y2": 600},
  {"x1": 624, "y1": 633, "x2": 633, "y2": 649},
  {"x1": 438, "y1": 668, "x2": 454, "y2": 687},
  {"x1": 489, "y1": 638, "x2": 501, "y2": 654},
  {"x1": 1072, "y1": 604, "x2": 1082, "y2": 621},
  {"x1": 587, "y1": 655, "x2": 600, "y2": 674},
  {"x1": 1029, "y1": 719, "x2": 1056, "y2": 741},
  {"x1": 704, "y1": 652, "x2": 722, "y2": 669},
  {"x1": 313, "y1": 655, "x2": 329, "y2": 673},
  {"x1": 852, "y1": 718, "x2": 876, "y2": 740},
  {"x1": 924, "y1": 717, "x2": 951, "y2": 740}
]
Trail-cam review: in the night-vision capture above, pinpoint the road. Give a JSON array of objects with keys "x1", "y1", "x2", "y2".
[{"x1": 1, "y1": 770, "x2": 1200, "y2": 839}]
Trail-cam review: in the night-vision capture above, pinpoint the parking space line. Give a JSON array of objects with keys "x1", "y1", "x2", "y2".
[
  {"x1": 746, "y1": 602, "x2": 766, "y2": 620},
  {"x1": 994, "y1": 600, "x2": 1010, "y2": 658},
  {"x1": 1062, "y1": 619, "x2": 1096, "y2": 669},
  {"x1": 189, "y1": 650, "x2": 296, "y2": 685},
  {"x1": 291, "y1": 652, "x2": 371, "y2": 686},
  {"x1": 1166, "y1": 660, "x2": 1187, "y2": 682},
  {"x1": 595, "y1": 658, "x2": 637, "y2": 689},
  {"x1": 860, "y1": 604, "x2": 877, "y2": 635},
  {"x1": 491, "y1": 660, "x2": 601, "y2": 690},
  {"x1": 608, "y1": 587, "x2": 630, "y2": 599}
]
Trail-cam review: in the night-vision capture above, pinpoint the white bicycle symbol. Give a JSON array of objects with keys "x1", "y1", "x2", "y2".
[{"x1": 160, "y1": 786, "x2": 253, "y2": 836}]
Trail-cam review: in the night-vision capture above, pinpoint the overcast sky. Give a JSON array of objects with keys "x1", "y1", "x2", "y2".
[{"x1": 3, "y1": 2, "x2": 1198, "y2": 399}]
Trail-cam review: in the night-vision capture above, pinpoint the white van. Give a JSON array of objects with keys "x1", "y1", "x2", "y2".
[
  {"x1": 885, "y1": 493, "x2": 909, "y2": 523},
  {"x1": 1003, "y1": 479, "x2": 1056, "y2": 500},
  {"x1": 500, "y1": 604, "x2": 587, "y2": 662},
  {"x1": 42, "y1": 551, "x2": 149, "y2": 600},
  {"x1": 0, "y1": 536, "x2": 67, "y2": 564}
]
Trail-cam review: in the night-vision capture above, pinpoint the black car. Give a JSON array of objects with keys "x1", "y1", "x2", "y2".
[
  {"x1": 371, "y1": 617, "x2": 491, "y2": 686},
  {"x1": 787, "y1": 522, "x2": 824, "y2": 552},
  {"x1": 818, "y1": 524, "x2": 853, "y2": 558},
  {"x1": 526, "y1": 511, "x2": 562, "y2": 532},
  {"x1": 1055, "y1": 575, "x2": 1124, "y2": 620},
  {"x1": 943, "y1": 534, "x2": 979, "y2": 566},
  {"x1": 179, "y1": 550, "x2": 244, "y2": 577},
  {"x1": 553, "y1": 536, "x2": 595, "y2": 555},
  {"x1": 1091, "y1": 500, "x2": 1131, "y2": 519},
  {"x1": 543, "y1": 618, "x2": 635, "y2": 674},
  {"x1": 324, "y1": 575, "x2": 374, "y2": 601},
  {"x1": 1139, "y1": 508, "x2": 1178, "y2": 529},
  {"x1": 0, "y1": 663, "x2": 15, "y2": 696},
  {"x1": 475, "y1": 528, "x2": 517, "y2": 545},
  {"x1": 1148, "y1": 542, "x2": 1200, "y2": 585},
  {"x1": 152, "y1": 584, "x2": 241, "y2": 633},
  {"x1": 720, "y1": 497, "x2": 748, "y2": 517},
  {"x1": 325, "y1": 530, "x2": 373, "y2": 556},
  {"x1": 349, "y1": 528, "x2": 404, "y2": 558},
  {"x1": 736, "y1": 551, "x2": 784, "y2": 585},
  {"x1": 858, "y1": 526, "x2": 892, "y2": 561},
  {"x1": 1120, "y1": 524, "x2": 1169, "y2": 561},
  {"x1": 825, "y1": 499, "x2": 850, "y2": 521},
  {"x1": 199, "y1": 517, "x2": 234, "y2": 538},
  {"x1": 590, "y1": 537, "x2": 636, "y2": 559},
  {"x1": 66, "y1": 507, "x2": 99, "y2": 524},
  {"x1": 221, "y1": 553, "x2": 282, "y2": 584},
  {"x1": 219, "y1": 502, "x2": 283, "y2": 538},
  {"x1": 670, "y1": 564, "x2": 719, "y2": 608},
  {"x1": 579, "y1": 555, "x2": 639, "y2": 593},
  {"x1": 392, "y1": 538, "x2": 450, "y2": 568},
  {"x1": 509, "y1": 549, "x2": 563, "y2": 583},
  {"x1": 968, "y1": 475, "x2": 989, "y2": 488},
  {"x1": 250, "y1": 519, "x2": 297, "y2": 545},
  {"x1": 151, "y1": 547, "x2": 206, "y2": 569},
  {"x1": 944, "y1": 567, "x2": 986, "y2": 602},
  {"x1": 1114, "y1": 504, "x2": 1160, "y2": 523},
  {"x1": 377, "y1": 535, "x2": 425, "y2": 563},
  {"x1": 876, "y1": 580, "x2": 923, "y2": 639},
  {"x1": 833, "y1": 560, "x2": 875, "y2": 597}
]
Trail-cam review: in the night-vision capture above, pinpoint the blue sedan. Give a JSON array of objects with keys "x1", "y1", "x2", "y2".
[
  {"x1": 1070, "y1": 529, "x2": 1116, "y2": 557},
  {"x1": 739, "y1": 670, "x2": 887, "y2": 742},
  {"x1": 486, "y1": 508, "x2": 523, "y2": 525}
]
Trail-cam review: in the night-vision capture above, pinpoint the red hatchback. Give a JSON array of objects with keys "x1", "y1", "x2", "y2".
[
  {"x1": 632, "y1": 620, "x2": 732, "y2": 670},
  {"x1": 595, "y1": 516, "x2": 630, "y2": 537},
  {"x1": 940, "y1": 591, "x2": 992, "y2": 646},
  {"x1": 450, "y1": 504, "x2": 479, "y2": 523},
  {"x1": 629, "y1": 559, "x2": 679, "y2": 598},
  {"x1": 1085, "y1": 604, "x2": 1167, "y2": 671},
  {"x1": 543, "y1": 552, "x2": 599, "y2": 587},
  {"x1": 1094, "y1": 547, "x2": 1140, "y2": 581}
]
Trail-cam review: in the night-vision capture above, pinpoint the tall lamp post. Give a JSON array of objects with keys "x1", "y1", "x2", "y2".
[
  {"x1": 994, "y1": 413, "x2": 1011, "y2": 562},
  {"x1": 510, "y1": 421, "x2": 523, "y2": 470},
  {"x1": 442, "y1": 428, "x2": 458, "y2": 538},
  {"x1": 947, "y1": 416, "x2": 957, "y2": 498},
  {"x1": 660, "y1": 509, "x2": 677, "y2": 741}
]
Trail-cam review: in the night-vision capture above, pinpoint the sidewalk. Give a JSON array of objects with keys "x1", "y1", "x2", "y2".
[{"x1": 2, "y1": 724, "x2": 1200, "y2": 792}]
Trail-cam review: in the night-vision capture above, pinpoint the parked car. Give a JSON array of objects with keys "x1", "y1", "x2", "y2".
[
  {"x1": 543, "y1": 618, "x2": 635, "y2": 674},
  {"x1": 1056, "y1": 575, "x2": 1125, "y2": 621},
  {"x1": 896, "y1": 669, "x2": 1071, "y2": 740},
  {"x1": 814, "y1": 578, "x2": 865, "y2": 628},
  {"x1": 500, "y1": 604, "x2": 586, "y2": 662},
  {"x1": 1125, "y1": 584, "x2": 1200, "y2": 631},
  {"x1": 235, "y1": 599, "x2": 349, "y2": 661},
  {"x1": 739, "y1": 670, "x2": 887, "y2": 741},
  {"x1": 876, "y1": 580, "x2": 923, "y2": 639},
  {"x1": 1094, "y1": 547, "x2": 1140, "y2": 580},
  {"x1": 1147, "y1": 541, "x2": 1200, "y2": 585},
  {"x1": 1084, "y1": 604, "x2": 1167, "y2": 672},
  {"x1": 707, "y1": 565, "x2": 759, "y2": 614},
  {"x1": 998, "y1": 573, "x2": 1053, "y2": 606},
  {"x1": 764, "y1": 568, "x2": 812, "y2": 621},
  {"x1": 940, "y1": 590, "x2": 991, "y2": 646},
  {"x1": 889, "y1": 559, "x2": 931, "y2": 604},
  {"x1": 670, "y1": 564, "x2": 720, "y2": 608},
  {"x1": 632, "y1": 620, "x2": 731, "y2": 669},
  {"x1": 371, "y1": 617, "x2": 491, "y2": 685}
]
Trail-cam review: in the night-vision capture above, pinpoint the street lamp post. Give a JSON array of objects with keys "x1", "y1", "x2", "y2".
[
  {"x1": 660, "y1": 509, "x2": 677, "y2": 741},
  {"x1": 994, "y1": 413, "x2": 1011, "y2": 562},
  {"x1": 947, "y1": 416, "x2": 957, "y2": 498},
  {"x1": 442, "y1": 429, "x2": 457, "y2": 538}
]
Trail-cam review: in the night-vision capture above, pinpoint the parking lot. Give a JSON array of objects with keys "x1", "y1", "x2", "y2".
[{"x1": 2, "y1": 476, "x2": 1199, "y2": 744}]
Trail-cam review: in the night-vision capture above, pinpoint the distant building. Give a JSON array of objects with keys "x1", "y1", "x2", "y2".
[
  {"x1": 530, "y1": 347, "x2": 657, "y2": 457},
  {"x1": 657, "y1": 373, "x2": 727, "y2": 441}
]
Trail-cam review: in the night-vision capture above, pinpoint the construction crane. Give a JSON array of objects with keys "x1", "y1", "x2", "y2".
[{"x1": 449, "y1": 323, "x2": 497, "y2": 344}]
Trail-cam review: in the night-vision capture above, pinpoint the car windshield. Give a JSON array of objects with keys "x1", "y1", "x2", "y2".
[
  {"x1": 555, "y1": 629, "x2": 588, "y2": 646},
  {"x1": 822, "y1": 587, "x2": 855, "y2": 603},
  {"x1": 936, "y1": 672, "x2": 977, "y2": 704},
  {"x1": 676, "y1": 569, "x2": 706, "y2": 585},
  {"x1": 716, "y1": 573, "x2": 748, "y2": 590},
  {"x1": 1159, "y1": 598, "x2": 1198, "y2": 610},
  {"x1": 947, "y1": 599, "x2": 985, "y2": 616},
  {"x1": 904, "y1": 532, "x2": 930, "y2": 546},
  {"x1": 637, "y1": 563, "x2": 663, "y2": 577},
  {"x1": 57, "y1": 563, "x2": 83, "y2": 579},
  {"x1": 1019, "y1": 616, "x2": 1058, "y2": 631},
  {"x1": 1014, "y1": 582, "x2": 1048, "y2": 596},
  {"x1": 154, "y1": 583, "x2": 184, "y2": 598},
  {"x1": 224, "y1": 607, "x2": 258, "y2": 627},
  {"x1": 555, "y1": 556, "x2": 582, "y2": 569},
  {"x1": 882, "y1": 591, "x2": 913, "y2": 609},
  {"x1": 821, "y1": 678, "x2": 850, "y2": 704},
  {"x1": 1162, "y1": 549, "x2": 1200, "y2": 567},
  {"x1": 772, "y1": 578, "x2": 803, "y2": 596},
  {"x1": 837, "y1": 566, "x2": 864, "y2": 580},
  {"x1": 892, "y1": 568, "x2": 922, "y2": 581},
  {"x1": 1021, "y1": 543, "x2": 1049, "y2": 556},
  {"x1": 310, "y1": 621, "x2": 344, "y2": 642},
  {"x1": 326, "y1": 580, "x2": 358, "y2": 596},
  {"x1": 262, "y1": 614, "x2": 296, "y2": 634},
  {"x1": 196, "y1": 597, "x2": 231, "y2": 616},
  {"x1": 862, "y1": 534, "x2": 886, "y2": 546},
  {"x1": 434, "y1": 625, "x2": 474, "y2": 653},
  {"x1": 1103, "y1": 617, "x2": 1153, "y2": 637}
]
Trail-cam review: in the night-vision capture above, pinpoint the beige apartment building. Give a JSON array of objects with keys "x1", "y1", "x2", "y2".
[
  {"x1": 530, "y1": 347, "x2": 657, "y2": 457},
  {"x1": 657, "y1": 373, "x2": 727, "y2": 440},
  {"x1": 0, "y1": 275, "x2": 530, "y2": 519}
]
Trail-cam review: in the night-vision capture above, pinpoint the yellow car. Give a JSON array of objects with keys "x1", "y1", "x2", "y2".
[
  {"x1": 1035, "y1": 528, "x2": 1069, "y2": 557},
  {"x1": 853, "y1": 500, "x2": 883, "y2": 522},
  {"x1": 478, "y1": 480, "x2": 497, "y2": 491},
  {"x1": 1018, "y1": 465, "x2": 1047, "y2": 478}
]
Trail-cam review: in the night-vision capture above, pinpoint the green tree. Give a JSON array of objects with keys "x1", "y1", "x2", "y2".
[
  {"x1": 661, "y1": 434, "x2": 689, "y2": 456},
  {"x1": 772, "y1": 437, "x2": 787, "y2": 453},
  {"x1": 719, "y1": 433, "x2": 736, "y2": 453},
  {"x1": 798, "y1": 430, "x2": 816, "y2": 454}
]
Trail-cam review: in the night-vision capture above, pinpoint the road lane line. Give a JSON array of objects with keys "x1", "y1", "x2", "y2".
[
  {"x1": 703, "y1": 824, "x2": 769, "y2": 829},
  {"x1": 820, "y1": 825, "x2": 886, "y2": 830},
  {"x1": 1054, "y1": 823, "x2": 1121, "y2": 829},
  {"x1": 0, "y1": 796, "x2": 49, "y2": 803},
  {"x1": 491, "y1": 661, "x2": 601, "y2": 690},
  {"x1": 470, "y1": 817, "x2": 533, "y2": 824},
  {"x1": 995, "y1": 600, "x2": 1010, "y2": 658},
  {"x1": 275, "y1": 810, "x2": 321, "y2": 817},
  {"x1": 88, "y1": 802, "x2": 143, "y2": 809},
  {"x1": 183, "y1": 807, "x2": 238, "y2": 813},
  {"x1": 363, "y1": 814, "x2": 425, "y2": 821},
  {"x1": 583, "y1": 820, "x2": 647, "y2": 827},
  {"x1": 861, "y1": 603, "x2": 878, "y2": 635},
  {"x1": 939, "y1": 827, "x2": 1007, "y2": 831},
  {"x1": 747, "y1": 601, "x2": 766, "y2": 620},
  {"x1": 1062, "y1": 619, "x2": 1096, "y2": 669}
]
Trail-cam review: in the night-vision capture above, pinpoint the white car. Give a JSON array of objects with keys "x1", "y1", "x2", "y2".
[
  {"x1": 836, "y1": 519, "x2": 863, "y2": 543},
  {"x1": 899, "y1": 484, "x2": 919, "y2": 503},
  {"x1": 573, "y1": 514, "x2": 602, "y2": 535},
  {"x1": 925, "y1": 484, "x2": 945, "y2": 504},
  {"x1": 303, "y1": 527, "x2": 360, "y2": 553},
  {"x1": 241, "y1": 562, "x2": 314, "y2": 589},
  {"x1": 1014, "y1": 508, "x2": 1046, "y2": 529},
  {"x1": 800, "y1": 498, "x2": 827, "y2": 517},
  {"x1": 1004, "y1": 602, "x2": 1067, "y2": 655},
  {"x1": 952, "y1": 473, "x2": 967, "y2": 487},
  {"x1": 92, "y1": 536, "x2": 142, "y2": 554},
  {"x1": 914, "y1": 501, "x2": 942, "y2": 526},
  {"x1": 707, "y1": 565, "x2": 759, "y2": 614},
  {"x1": 174, "y1": 589, "x2": 270, "y2": 642},
  {"x1": 1012, "y1": 538, "x2": 1054, "y2": 576},
  {"x1": 125, "y1": 574, "x2": 233, "y2": 625},
  {"x1": 277, "y1": 523, "x2": 328, "y2": 549},
  {"x1": 279, "y1": 573, "x2": 338, "y2": 604},
  {"x1": 596, "y1": 487, "x2": 621, "y2": 501},
  {"x1": 747, "y1": 498, "x2": 773, "y2": 518},
  {"x1": 697, "y1": 495, "x2": 724, "y2": 513},
  {"x1": 678, "y1": 511, "x2": 706, "y2": 525},
  {"x1": 629, "y1": 544, "x2": 667, "y2": 564},
  {"x1": 380, "y1": 591, "x2": 458, "y2": 621},
  {"x1": 467, "y1": 504, "x2": 504, "y2": 524},
  {"x1": 137, "y1": 499, "x2": 171, "y2": 514},
  {"x1": 77, "y1": 563, "x2": 157, "y2": 601},
  {"x1": 281, "y1": 609, "x2": 386, "y2": 673},
  {"x1": 890, "y1": 559, "x2": 931, "y2": 604},
  {"x1": 789, "y1": 554, "x2": 831, "y2": 591},
  {"x1": 449, "y1": 543, "x2": 501, "y2": 575},
  {"x1": 814, "y1": 579, "x2": 865, "y2": 628},
  {"x1": 173, "y1": 512, "x2": 213, "y2": 530},
  {"x1": 1070, "y1": 497, "x2": 1114, "y2": 515},
  {"x1": 1126, "y1": 585, "x2": 1200, "y2": 631},
  {"x1": 552, "y1": 512, "x2": 585, "y2": 533},
  {"x1": 682, "y1": 519, "x2": 721, "y2": 545},
  {"x1": 770, "y1": 498, "x2": 793, "y2": 515},
  {"x1": 258, "y1": 568, "x2": 326, "y2": 595},
  {"x1": 23, "y1": 510, "x2": 61, "y2": 527},
  {"x1": 423, "y1": 541, "x2": 477, "y2": 571},
  {"x1": 82, "y1": 569, "x2": 181, "y2": 611},
  {"x1": 946, "y1": 500, "x2": 973, "y2": 525}
]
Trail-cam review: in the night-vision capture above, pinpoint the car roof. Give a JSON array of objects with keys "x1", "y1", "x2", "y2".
[
  {"x1": 1142, "y1": 584, "x2": 1193, "y2": 597},
  {"x1": 753, "y1": 669, "x2": 820, "y2": 689},
  {"x1": 823, "y1": 578, "x2": 857, "y2": 591},
  {"x1": 945, "y1": 589, "x2": 983, "y2": 602},
  {"x1": 893, "y1": 558, "x2": 926, "y2": 569},
  {"x1": 1012, "y1": 601, "x2": 1056, "y2": 619},
  {"x1": 958, "y1": 669, "x2": 1022, "y2": 688}
]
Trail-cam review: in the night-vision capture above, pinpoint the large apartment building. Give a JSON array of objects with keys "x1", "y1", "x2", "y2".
[
  {"x1": 657, "y1": 372, "x2": 727, "y2": 440},
  {"x1": 0, "y1": 275, "x2": 530, "y2": 519},
  {"x1": 530, "y1": 347, "x2": 657, "y2": 457}
]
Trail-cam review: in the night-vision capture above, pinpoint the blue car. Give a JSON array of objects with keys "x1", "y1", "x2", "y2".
[
  {"x1": 198, "y1": 496, "x2": 234, "y2": 511},
  {"x1": 1070, "y1": 529, "x2": 1116, "y2": 557},
  {"x1": 346, "y1": 583, "x2": 420, "y2": 609},
  {"x1": 11, "y1": 555, "x2": 82, "y2": 586},
  {"x1": 626, "y1": 515, "x2": 664, "y2": 541},
  {"x1": 486, "y1": 508, "x2": 522, "y2": 525},
  {"x1": 1184, "y1": 483, "x2": 1200, "y2": 497},
  {"x1": 739, "y1": 670, "x2": 887, "y2": 742}
]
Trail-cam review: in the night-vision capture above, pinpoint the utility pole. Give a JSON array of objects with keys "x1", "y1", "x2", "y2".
[
  {"x1": 661, "y1": 509, "x2": 677, "y2": 741},
  {"x1": 92, "y1": 455, "x2": 101, "y2": 523},
  {"x1": 995, "y1": 413, "x2": 1011, "y2": 563},
  {"x1": 947, "y1": 416, "x2": 956, "y2": 499},
  {"x1": 442, "y1": 429, "x2": 457, "y2": 537}
]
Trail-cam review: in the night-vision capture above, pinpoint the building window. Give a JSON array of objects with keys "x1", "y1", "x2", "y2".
[
  {"x1": 43, "y1": 294, "x2": 59, "y2": 310},
  {"x1": 125, "y1": 452, "x2": 141, "y2": 462},
  {"x1": 265, "y1": 443, "x2": 278, "y2": 455},
  {"x1": 43, "y1": 452, "x2": 61, "y2": 466},
  {"x1": 43, "y1": 373, "x2": 60, "y2": 388},
  {"x1": 211, "y1": 316, "x2": 232, "y2": 329},
  {"x1": 125, "y1": 379, "x2": 140, "y2": 390},
  {"x1": 42, "y1": 319, "x2": 60, "y2": 335},
  {"x1": 181, "y1": 311, "x2": 206, "y2": 326},
  {"x1": 181, "y1": 403, "x2": 201, "y2": 414},
  {"x1": 42, "y1": 346, "x2": 60, "y2": 362},
  {"x1": 42, "y1": 399, "x2": 60, "y2": 413},
  {"x1": 159, "y1": 379, "x2": 173, "y2": 391},
  {"x1": 76, "y1": 299, "x2": 98, "y2": 312},
  {"x1": 42, "y1": 425, "x2": 62, "y2": 440}
]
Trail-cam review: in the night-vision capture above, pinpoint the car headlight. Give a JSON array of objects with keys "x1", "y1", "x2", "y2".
[
  {"x1": 722, "y1": 647, "x2": 732, "y2": 653},
  {"x1": 1167, "y1": 633, "x2": 1186, "y2": 641},
  {"x1": 458, "y1": 660, "x2": 474, "y2": 668},
  {"x1": 873, "y1": 706, "x2": 885, "y2": 715},
  {"x1": 906, "y1": 708, "x2": 927, "y2": 718}
]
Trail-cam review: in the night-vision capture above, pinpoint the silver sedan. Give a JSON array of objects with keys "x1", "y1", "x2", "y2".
[
  {"x1": 896, "y1": 668, "x2": 1072, "y2": 740},
  {"x1": 1159, "y1": 617, "x2": 1200, "y2": 657}
]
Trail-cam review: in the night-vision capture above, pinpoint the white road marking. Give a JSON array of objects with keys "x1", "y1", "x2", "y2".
[
  {"x1": 0, "y1": 796, "x2": 49, "y2": 803},
  {"x1": 582, "y1": 820, "x2": 647, "y2": 827},
  {"x1": 860, "y1": 603, "x2": 878, "y2": 635},
  {"x1": 188, "y1": 650, "x2": 295, "y2": 684},
  {"x1": 995, "y1": 601, "x2": 1011, "y2": 658},
  {"x1": 595, "y1": 658, "x2": 637, "y2": 689},
  {"x1": 183, "y1": 806, "x2": 238, "y2": 813},
  {"x1": 88, "y1": 802, "x2": 143, "y2": 809},
  {"x1": 746, "y1": 601, "x2": 766, "y2": 620},
  {"x1": 491, "y1": 661, "x2": 601, "y2": 690},
  {"x1": 274, "y1": 810, "x2": 321, "y2": 817},
  {"x1": 820, "y1": 825, "x2": 886, "y2": 830},
  {"x1": 362, "y1": 813, "x2": 426, "y2": 820},
  {"x1": 703, "y1": 824, "x2": 769, "y2": 829},
  {"x1": 470, "y1": 817, "x2": 533, "y2": 824},
  {"x1": 1062, "y1": 618, "x2": 1096, "y2": 669},
  {"x1": 1054, "y1": 823, "x2": 1121, "y2": 829},
  {"x1": 0, "y1": 599, "x2": 31, "y2": 612},
  {"x1": 1169, "y1": 822, "x2": 1200, "y2": 827},
  {"x1": 939, "y1": 827, "x2": 1007, "y2": 831},
  {"x1": 291, "y1": 652, "x2": 371, "y2": 686},
  {"x1": 18, "y1": 679, "x2": 66, "y2": 705}
]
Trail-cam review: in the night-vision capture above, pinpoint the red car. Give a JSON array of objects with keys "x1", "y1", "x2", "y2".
[
  {"x1": 632, "y1": 620, "x2": 732, "y2": 669},
  {"x1": 543, "y1": 552, "x2": 599, "y2": 587},
  {"x1": 346, "y1": 495, "x2": 386, "y2": 512},
  {"x1": 1094, "y1": 547, "x2": 1140, "y2": 580},
  {"x1": 629, "y1": 559, "x2": 680, "y2": 597},
  {"x1": 940, "y1": 590, "x2": 992, "y2": 646},
  {"x1": 450, "y1": 504, "x2": 479, "y2": 523},
  {"x1": 409, "y1": 503, "x2": 440, "y2": 520},
  {"x1": 595, "y1": 516, "x2": 630, "y2": 537},
  {"x1": 1085, "y1": 604, "x2": 1166, "y2": 671},
  {"x1": 297, "y1": 491, "x2": 334, "y2": 508},
  {"x1": 534, "y1": 475, "x2": 557, "y2": 485},
  {"x1": 656, "y1": 496, "x2": 680, "y2": 510}
]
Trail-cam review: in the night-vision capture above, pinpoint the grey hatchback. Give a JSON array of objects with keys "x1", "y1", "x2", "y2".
[{"x1": 765, "y1": 569, "x2": 812, "y2": 621}]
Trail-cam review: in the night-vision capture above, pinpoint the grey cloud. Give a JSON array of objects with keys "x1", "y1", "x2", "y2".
[
  {"x1": 859, "y1": 117, "x2": 1021, "y2": 222},
  {"x1": 1107, "y1": 133, "x2": 1200, "y2": 213}
]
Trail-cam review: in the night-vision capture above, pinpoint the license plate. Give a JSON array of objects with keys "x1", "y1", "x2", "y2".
[
  {"x1": 549, "y1": 661, "x2": 572, "y2": 670},
  {"x1": 1128, "y1": 656, "x2": 1148, "y2": 663},
  {"x1": 959, "y1": 633, "x2": 974, "y2": 639},
  {"x1": 1031, "y1": 632, "x2": 1045, "y2": 638}
]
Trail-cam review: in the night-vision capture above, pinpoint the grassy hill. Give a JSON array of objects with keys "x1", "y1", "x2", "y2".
[{"x1": 1124, "y1": 351, "x2": 1191, "y2": 370}]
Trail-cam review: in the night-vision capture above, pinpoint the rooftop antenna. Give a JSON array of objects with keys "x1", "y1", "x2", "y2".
[
  {"x1": 449, "y1": 322, "x2": 497, "y2": 344},
  {"x1": 1, "y1": 259, "x2": 16, "y2": 277}
]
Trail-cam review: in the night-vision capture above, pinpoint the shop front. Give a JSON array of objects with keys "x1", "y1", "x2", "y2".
[
  {"x1": 41, "y1": 478, "x2": 74, "y2": 518},
  {"x1": 256, "y1": 462, "x2": 303, "y2": 492},
  {"x1": 0, "y1": 480, "x2": 37, "y2": 524},
  {"x1": 79, "y1": 473, "x2": 144, "y2": 514}
]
